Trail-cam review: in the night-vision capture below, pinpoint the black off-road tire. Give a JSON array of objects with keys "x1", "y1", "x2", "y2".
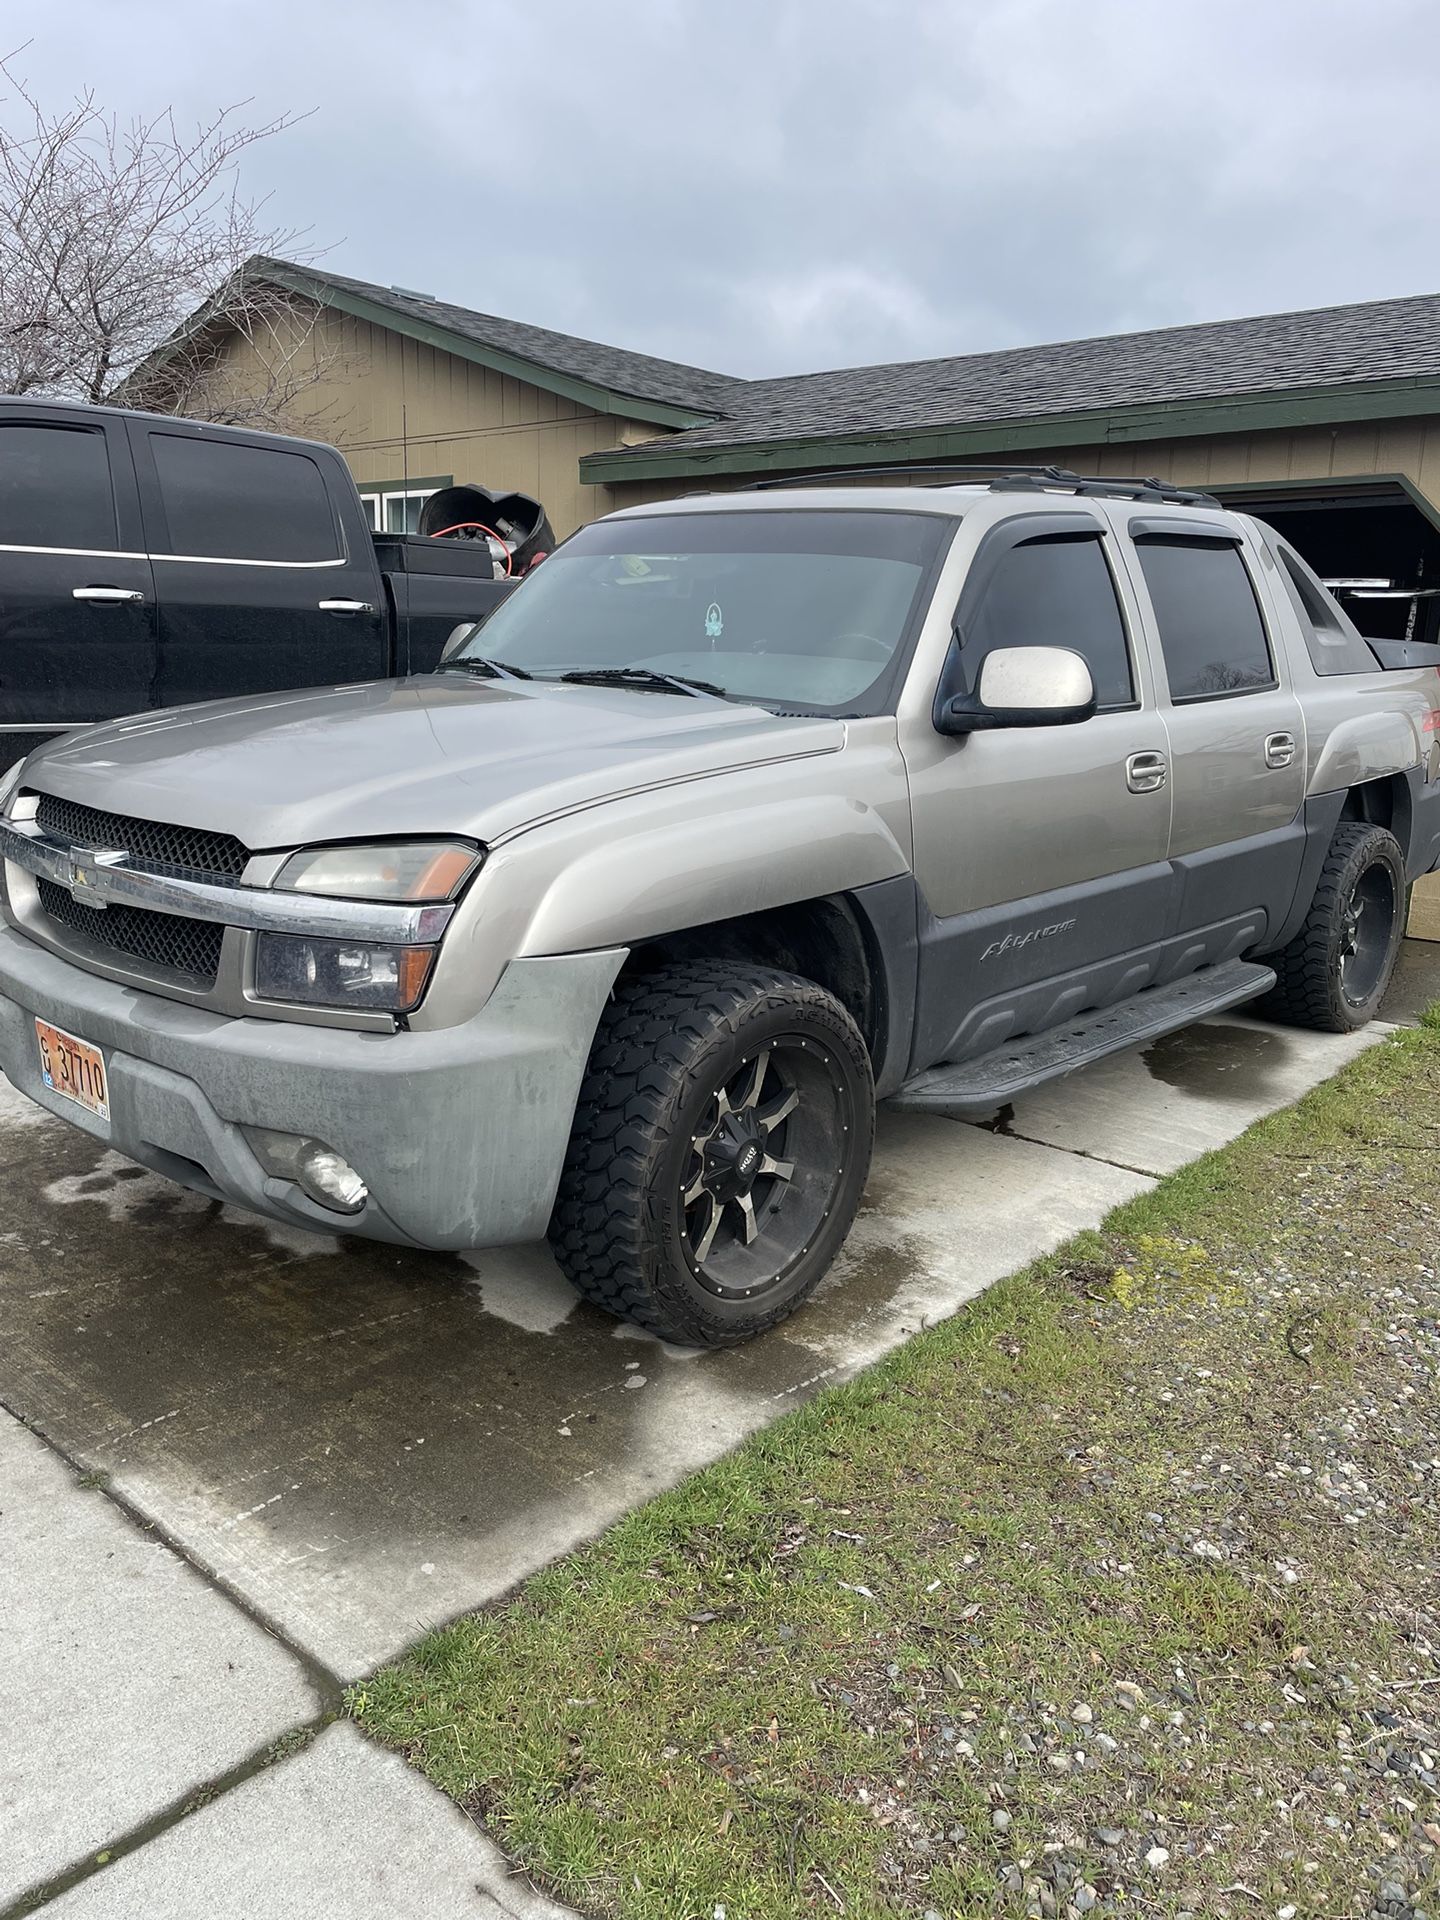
[
  {"x1": 549, "y1": 962, "x2": 874, "y2": 1346},
  {"x1": 1254, "y1": 821, "x2": 1406, "y2": 1032}
]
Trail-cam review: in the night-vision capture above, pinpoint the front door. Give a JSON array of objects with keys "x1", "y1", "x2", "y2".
[
  {"x1": 132, "y1": 425, "x2": 387, "y2": 707},
  {"x1": 1118, "y1": 517, "x2": 1306, "y2": 953},
  {"x1": 0, "y1": 412, "x2": 156, "y2": 764},
  {"x1": 901, "y1": 509, "x2": 1174, "y2": 1069}
]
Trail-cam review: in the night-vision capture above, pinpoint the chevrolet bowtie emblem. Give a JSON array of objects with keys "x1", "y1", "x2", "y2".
[{"x1": 66, "y1": 846, "x2": 128, "y2": 909}]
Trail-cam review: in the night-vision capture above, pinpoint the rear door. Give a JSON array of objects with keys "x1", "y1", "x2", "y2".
[
  {"x1": 0, "y1": 410, "x2": 156, "y2": 765},
  {"x1": 130, "y1": 425, "x2": 387, "y2": 706},
  {"x1": 1119, "y1": 515, "x2": 1307, "y2": 951}
]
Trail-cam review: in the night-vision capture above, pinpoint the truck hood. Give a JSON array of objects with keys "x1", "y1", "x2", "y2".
[{"x1": 20, "y1": 675, "x2": 844, "y2": 849}]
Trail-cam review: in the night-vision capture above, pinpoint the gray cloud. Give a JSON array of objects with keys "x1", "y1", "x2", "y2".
[{"x1": 10, "y1": 0, "x2": 1440, "y2": 378}]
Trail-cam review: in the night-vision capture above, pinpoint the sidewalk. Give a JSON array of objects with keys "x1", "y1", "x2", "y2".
[{"x1": 0, "y1": 1408, "x2": 573, "y2": 1918}]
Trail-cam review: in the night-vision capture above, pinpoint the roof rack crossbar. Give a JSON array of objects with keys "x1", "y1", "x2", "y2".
[
  {"x1": 735, "y1": 464, "x2": 1220, "y2": 507},
  {"x1": 989, "y1": 472, "x2": 1222, "y2": 508}
]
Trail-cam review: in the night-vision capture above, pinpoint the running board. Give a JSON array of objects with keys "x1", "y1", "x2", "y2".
[{"x1": 889, "y1": 959, "x2": 1277, "y2": 1117}]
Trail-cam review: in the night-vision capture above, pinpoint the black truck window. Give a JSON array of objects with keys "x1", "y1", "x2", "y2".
[
  {"x1": 1136, "y1": 538, "x2": 1275, "y2": 701},
  {"x1": 149, "y1": 435, "x2": 342, "y2": 564},
  {"x1": 965, "y1": 534, "x2": 1134, "y2": 709},
  {"x1": 0, "y1": 423, "x2": 117, "y2": 551}
]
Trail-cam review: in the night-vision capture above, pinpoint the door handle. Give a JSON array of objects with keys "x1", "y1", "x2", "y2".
[
  {"x1": 1125, "y1": 750, "x2": 1168, "y2": 794},
  {"x1": 72, "y1": 585, "x2": 145, "y2": 604},
  {"x1": 1264, "y1": 731, "x2": 1296, "y2": 769},
  {"x1": 317, "y1": 598, "x2": 374, "y2": 615}
]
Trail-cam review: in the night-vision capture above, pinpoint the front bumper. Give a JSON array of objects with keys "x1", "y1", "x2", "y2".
[{"x1": 0, "y1": 925, "x2": 625, "y2": 1249}]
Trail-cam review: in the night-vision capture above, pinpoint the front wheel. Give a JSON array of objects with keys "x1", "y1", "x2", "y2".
[
  {"x1": 1255, "y1": 821, "x2": 1406, "y2": 1032},
  {"x1": 549, "y1": 962, "x2": 875, "y2": 1346}
]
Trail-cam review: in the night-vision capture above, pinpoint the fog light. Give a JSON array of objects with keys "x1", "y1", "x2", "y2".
[{"x1": 296, "y1": 1142, "x2": 368, "y2": 1215}]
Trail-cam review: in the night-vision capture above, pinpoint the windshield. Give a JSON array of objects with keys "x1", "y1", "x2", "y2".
[{"x1": 449, "y1": 508, "x2": 952, "y2": 712}]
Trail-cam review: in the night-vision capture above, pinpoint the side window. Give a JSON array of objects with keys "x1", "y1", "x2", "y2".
[
  {"x1": 963, "y1": 534, "x2": 1134, "y2": 708},
  {"x1": 149, "y1": 434, "x2": 341, "y2": 563},
  {"x1": 1135, "y1": 537, "x2": 1274, "y2": 700},
  {"x1": 0, "y1": 423, "x2": 117, "y2": 551},
  {"x1": 1272, "y1": 539, "x2": 1379, "y2": 676}
]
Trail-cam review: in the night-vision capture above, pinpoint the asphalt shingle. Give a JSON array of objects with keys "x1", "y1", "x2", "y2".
[
  {"x1": 259, "y1": 263, "x2": 1440, "y2": 463},
  {"x1": 267, "y1": 260, "x2": 741, "y2": 417},
  {"x1": 599, "y1": 289, "x2": 1440, "y2": 459}
]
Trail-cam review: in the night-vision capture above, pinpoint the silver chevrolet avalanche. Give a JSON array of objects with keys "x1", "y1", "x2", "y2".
[{"x1": 2, "y1": 471, "x2": 1438, "y2": 1345}]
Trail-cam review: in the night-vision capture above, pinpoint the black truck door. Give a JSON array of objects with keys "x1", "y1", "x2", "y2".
[
  {"x1": 0, "y1": 410, "x2": 156, "y2": 767},
  {"x1": 132, "y1": 425, "x2": 388, "y2": 705}
]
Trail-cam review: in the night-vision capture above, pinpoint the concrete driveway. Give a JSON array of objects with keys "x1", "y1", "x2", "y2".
[
  {"x1": 3, "y1": 958, "x2": 1433, "y2": 1684},
  {"x1": 2, "y1": 946, "x2": 1434, "y2": 1915}
]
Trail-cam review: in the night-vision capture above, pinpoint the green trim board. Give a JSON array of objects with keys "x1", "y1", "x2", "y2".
[
  {"x1": 265, "y1": 266, "x2": 717, "y2": 433},
  {"x1": 579, "y1": 376, "x2": 1440, "y2": 485}
]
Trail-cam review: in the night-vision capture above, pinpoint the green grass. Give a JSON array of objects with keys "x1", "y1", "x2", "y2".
[{"x1": 354, "y1": 1024, "x2": 1440, "y2": 1919}]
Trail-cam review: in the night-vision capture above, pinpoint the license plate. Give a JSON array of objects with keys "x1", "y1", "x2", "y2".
[{"x1": 35, "y1": 1018, "x2": 110, "y2": 1121}]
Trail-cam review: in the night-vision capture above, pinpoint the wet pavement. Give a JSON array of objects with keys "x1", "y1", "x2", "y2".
[{"x1": 0, "y1": 942, "x2": 1435, "y2": 1683}]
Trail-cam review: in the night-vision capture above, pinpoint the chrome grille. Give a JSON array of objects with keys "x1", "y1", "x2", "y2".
[
  {"x1": 36, "y1": 877, "x2": 224, "y2": 985},
  {"x1": 32, "y1": 794, "x2": 249, "y2": 879}
]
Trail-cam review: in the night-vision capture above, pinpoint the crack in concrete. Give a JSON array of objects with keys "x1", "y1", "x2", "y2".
[
  {"x1": 0, "y1": 1717, "x2": 335, "y2": 1920},
  {"x1": 0, "y1": 1390, "x2": 349, "y2": 1915},
  {"x1": 938, "y1": 1109, "x2": 1163, "y2": 1180}
]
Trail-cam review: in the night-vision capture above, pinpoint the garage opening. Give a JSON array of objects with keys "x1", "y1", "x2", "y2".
[{"x1": 1214, "y1": 479, "x2": 1440, "y2": 646}]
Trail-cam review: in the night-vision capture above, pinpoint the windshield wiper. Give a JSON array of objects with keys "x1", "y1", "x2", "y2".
[
  {"x1": 442, "y1": 656, "x2": 533, "y2": 681},
  {"x1": 553, "y1": 666, "x2": 730, "y2": 700}
]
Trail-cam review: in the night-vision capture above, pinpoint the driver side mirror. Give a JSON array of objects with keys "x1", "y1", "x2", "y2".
[{"x1": 935, "y1": 644, "x2": 1097, "y2": 736}]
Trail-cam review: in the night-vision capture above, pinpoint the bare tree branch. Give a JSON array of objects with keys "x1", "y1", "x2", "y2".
[{"x1": 0, "y1": 48, "x2": 332, "y2": 427}]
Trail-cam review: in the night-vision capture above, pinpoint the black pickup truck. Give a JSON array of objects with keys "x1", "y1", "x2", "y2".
[{"x1": 0, "y1": 397, "x2": 519, "y2": 769}]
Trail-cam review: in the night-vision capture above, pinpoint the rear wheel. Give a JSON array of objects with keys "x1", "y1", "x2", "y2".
[
  {"x1": 549, "y1": 962, "x2": 874, "y2": 1346},
  {"x1": 1255, "y1": 821, "x2": 1406, "y2": 1031}
]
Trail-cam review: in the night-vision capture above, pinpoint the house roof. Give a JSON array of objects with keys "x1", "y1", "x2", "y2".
[
  {"x1": 257, "y1": 258, "x2": 742, "y2": 427},
  {"x1": 578, "y1": 289, "x2": 1440, "y2": 482},
  {"x1": 245, "y1": 264, "x2": 1440, "y2": 488}
]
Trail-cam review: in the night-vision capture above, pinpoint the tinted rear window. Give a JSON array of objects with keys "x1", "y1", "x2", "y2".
[
  {"x1": 0, "y1": 423, "x2": 117, "y2": 550},
  {"x1": 1136, "y1": 538, "x2": 1274, "y2": 700},
  {"x1": 149, "y1": 434, "x2": 340, "y2": 563}
]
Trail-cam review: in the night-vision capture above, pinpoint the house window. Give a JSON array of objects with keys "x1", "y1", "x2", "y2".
[{"x1": 355, "y1": 474, "x2": 452, "y2": 537}]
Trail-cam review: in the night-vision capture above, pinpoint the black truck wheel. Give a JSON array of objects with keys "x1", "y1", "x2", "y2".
[
  {"x1": 1256, "y1": 821, "x2": 1406, "y2": 1032},
  {"x1": 549, "y1": 962, "x2": 874, "y2": 1346}
]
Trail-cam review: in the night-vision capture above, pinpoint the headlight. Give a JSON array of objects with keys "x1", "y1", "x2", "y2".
[
  {"x1": 0, "y1": 758, "x2": 24, "y2": 816},
  {"x1": 274, "y1": 840, "x2": 480, "y2": 902},
  {"x1": 254, "y1": 933, "x2": 436, "y2": 1014}
]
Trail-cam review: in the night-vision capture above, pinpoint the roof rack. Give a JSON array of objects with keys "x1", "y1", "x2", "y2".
[
  {"x1": 738, "y1": 463, "x2": 1221, "y2": 508},
  {"x1": 740, "y1": 462, "x2": 1066, "y2": 490}
]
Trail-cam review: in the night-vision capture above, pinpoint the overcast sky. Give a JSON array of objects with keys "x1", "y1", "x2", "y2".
[{"x1": 10, "y1": 0, "x2": 1440, "y2": 379}]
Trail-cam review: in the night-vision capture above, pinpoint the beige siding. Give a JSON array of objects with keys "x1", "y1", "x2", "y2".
[{"x1": 204, "y1": 309, "x2": 673, "y2": 538}]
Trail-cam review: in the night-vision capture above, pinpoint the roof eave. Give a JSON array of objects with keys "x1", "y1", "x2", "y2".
[
  {"x1": 577, "y1": 374, "x2": 1440, "y2": 485},
  {"x1": 266, "y1": 263, "x2": 720, "y2": 431}
]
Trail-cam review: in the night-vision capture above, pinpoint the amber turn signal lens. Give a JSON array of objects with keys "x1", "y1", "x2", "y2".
[
  {"x1": 406, "y1": 846, "x2": 478, "y2": 900},
  {"x1": 396, "y1": 945, "x2": 436, "y2": 1011}
]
